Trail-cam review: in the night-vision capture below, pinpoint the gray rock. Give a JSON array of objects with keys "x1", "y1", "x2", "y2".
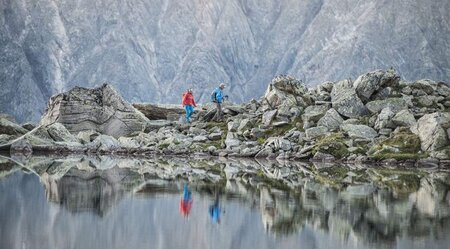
[
  {"x1": 145, "y1": 120, "x2": 172, "y2": 132},
  {"x1": 77, "y1": 130, "x2": 100, "y2": 144},
  {"x1": 353, "y1": 70, "x2": 385, "y2": 102},
  {"x1": 392, "y1": 110, "x2": 416, "y2": 127},
  {"x1": 366, "y1": 97, "x2": 409, "y2": 114},
  {"x1": 265, "y1": 137, "x2": 292, "y2": 151},
  {"x1": 208, "y1": 132, "x2": 222, "y2": 141},
  {"x1": 437, "y1": 83, "x2": 450, "y2": 97},
  {"x1": 238, "y1": 119, "x2": 252, "y2": 132},
  {"x1": 411, "y1": 80, "x2": 437, "y2": 95},
  {"x1": 341, "y1": 124, "x2": 378, "y2": 139},
  {"x1": 262, "y1": 110, "x2": 277, "y2": 126},
  {"x1": 262, "y1": 75, "x2": 307, "y2": 108},
  {"x1": 416, "y1": 95, "x2": 437, "y2": 107},
  {"x1": 305, "y1": 126, "x2": 329, "y2": 140},
  {"x1": 132, "y1": 103, "x2": 184, "y2": 120},
  {"x1": 302, "y1": 105, "x2": 329, "y2": 127},
  {"x1": 40, "y1": 84, "x2": 149, "y2": 138},
  {"x1": 374, "y1": 107, "x2": 396, "y2": 130},
  {"x1": 227, "y1": 121, "x2": 240, "y2": 132},
  {"x1": 331, "y1": 80, "x2": 368, "y2": 118},
  {"x1": 317, "y1": 108, "x2": 344, "y2": 131},
  {"x1": 411, "y1": 112, "x2": 449, "y2": 151},
  {"x1": 250, "y1": 128, "x2": 265, "y2": 139},
  {"x1": 46, "y1": 123, "x2": 79, "y2": 143},
  {"x1": 89, "y1": 135, "x2": 122, "y2": 152},
  {"x1": 0, "y1": 118, "x2": 28, "y2": 136},
  {"x1": 193, "y1": 135, "x2": 208, "y2": 143},
  {"x1": 225, "y1": 132, "x2": 241, "y2": 149}
]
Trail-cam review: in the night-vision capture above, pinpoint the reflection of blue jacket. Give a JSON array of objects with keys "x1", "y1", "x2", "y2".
[{"x1": 212, "y1": 88, "x2": 224, "y2": 103}]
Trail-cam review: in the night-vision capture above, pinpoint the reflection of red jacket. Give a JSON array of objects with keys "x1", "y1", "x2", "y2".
[
  {"x1": 180, "y1": 199, "x2": 193, "y2": 217},
  {"x1": 182, "y1": 92, "x2": 196, "y2": 107}
]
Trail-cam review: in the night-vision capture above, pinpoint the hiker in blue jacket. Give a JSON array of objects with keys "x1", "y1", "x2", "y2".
[{"x1": 211, "y1": 83, "x2": 227, "y2": 122}]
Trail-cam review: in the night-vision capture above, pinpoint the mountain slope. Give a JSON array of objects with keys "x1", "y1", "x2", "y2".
[{"x1": 0, "y1": 0, "x2": 449, "y2": 122}]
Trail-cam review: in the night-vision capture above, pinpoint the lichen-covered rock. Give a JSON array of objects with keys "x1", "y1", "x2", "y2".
[
  {"x1": 392, "y1": 110, "x2": 416, "y2": 127},
  {"x1": 88, "y1": 135, "x2": 122, "y2": 152},
  {"x1": 353, "y1": 69, "x2": 400, "y2": 102},
  {"x1": 305, "y1": 126, "x2": 328, "y2": 140},
  {"x1": 262, "y1": 75, "x2": 307, "y2": 109},
  {"x1": 302, "y1": 105, "x2": 329, "y2": 128},
  {"x1": 0, "y1": 118, "x2": 28, "y2": 136},
  {"x1": 262, "y1": 110, "x2": 277, "y2": 126},
  {"x1": 225, "y1": 132, "x2": 241, "y2": 149},
  {"x1": 46, "y1": 123, "x2": 79, "y2": 143},
  {"x1": 317, "y1": 108, "x2": 344, "y2": 131},
  {"x1": 366, "y1": 97, "x2": 410, "y2": 114},
  {"x1": 411, "y1": 112, "x2": 449, "y2": 152},
  {"x1": 40, "y1": 84, "x2": 149, "y2": 138},
  {"x1": 374, "y1": 107, "x2": 396, "y2": 130},
  {"x1": 331, "y1": 80, "x2": 368, "y2": 118},
  {"x1": 341, "y1": 124, "x2": 378, "y2": 139}
]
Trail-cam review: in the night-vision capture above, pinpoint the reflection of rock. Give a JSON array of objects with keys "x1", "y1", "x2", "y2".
[
  {"x1": 38, "y1": 158, "x2": 143, "y2": 216},
  {"x1": 4, "y1": 155, "x2": 450, "y2": 245}
]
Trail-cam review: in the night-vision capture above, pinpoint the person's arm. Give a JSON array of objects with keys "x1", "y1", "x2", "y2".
[
  {"x1": 182, "y1": 94, "x2": 187, "y2": 107},
  {"x1": 193, "y1": 97, "x2": 197, "y2": 107}
]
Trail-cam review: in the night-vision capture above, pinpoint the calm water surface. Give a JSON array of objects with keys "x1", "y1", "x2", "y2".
[{"x1": 0, "y1": 156, "x2": 449, "y2": 249}]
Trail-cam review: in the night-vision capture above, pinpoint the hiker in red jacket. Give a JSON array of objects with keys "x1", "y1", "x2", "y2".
[{"x1": 182, "y1": 89, "x2": 196, "y2": 123}]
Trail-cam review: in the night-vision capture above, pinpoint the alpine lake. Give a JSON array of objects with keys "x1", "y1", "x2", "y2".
[{"x1": 1, "y1": 154, "x2": 449, "y2": 249}]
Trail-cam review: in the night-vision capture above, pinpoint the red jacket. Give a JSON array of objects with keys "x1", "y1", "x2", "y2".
[{"x1": 182, "y1": 92, "x2": 196, "y2": 107}]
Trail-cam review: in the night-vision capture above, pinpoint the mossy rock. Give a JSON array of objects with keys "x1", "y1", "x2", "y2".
[
  {"x1": 370, "y1": 130, "x2": 427, "y2": 160},
  {"x1": 312, "y1": 133, "x2": 349, "y2": 159}
]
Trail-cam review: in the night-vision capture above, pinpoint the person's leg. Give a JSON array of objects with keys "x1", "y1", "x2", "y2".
[
  {"x1": 217, "y1": 102, "x2": 223, "y2": 121},
  {"x1": 185, "y1": 105, "x2": 190, "y2": 122},
  {"x1": 186, "y1": 105, "x2": 194, "y2": 123}
]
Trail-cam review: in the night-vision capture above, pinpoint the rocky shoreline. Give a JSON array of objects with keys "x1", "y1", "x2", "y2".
[{"x1": 0, "y1": 69, "x2": 449, "y2": 166}]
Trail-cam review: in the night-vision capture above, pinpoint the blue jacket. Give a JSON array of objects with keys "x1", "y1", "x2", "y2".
[{"x1": 212, "y1": 88, "x2": 224, "y2": 103}]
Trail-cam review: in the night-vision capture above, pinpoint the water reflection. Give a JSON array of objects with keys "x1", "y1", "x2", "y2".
[
  {"x1": 180, "y1": 184, "x2": 193, "y2": 217},
  {"x1": 0, "y1": 155, "x2": 450, "y2": 249},
  {"x1": 209, "y1": 189, "x2": 221, "y2": 224}
]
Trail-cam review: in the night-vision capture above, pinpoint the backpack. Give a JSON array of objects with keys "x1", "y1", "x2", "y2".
[{"x1": 210, "y1": 89, "x2": 217, "y2": 103}]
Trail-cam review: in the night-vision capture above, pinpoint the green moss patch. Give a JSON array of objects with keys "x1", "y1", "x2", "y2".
[
  {"x1": 370, "y1": 130, "x2": 426, "y2": 160},
  {"x1": 312, "y1": 133, "x2": 349, "y2": 159}
]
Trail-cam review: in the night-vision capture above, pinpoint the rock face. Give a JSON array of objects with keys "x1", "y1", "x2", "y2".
[
  {"x1": 331, "y1": 80, "x2": 368, "y2": 118},
  {"x1": 411, "y1": 112, "x2": 449, "y2": 152},
  {"x1": 2, "y1": 0, "x2": 448, "y2": 123},
  {"x1": 40, "y1": 84, "x2": 149, "y2": 138}
]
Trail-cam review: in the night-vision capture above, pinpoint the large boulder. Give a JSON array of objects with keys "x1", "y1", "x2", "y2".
[
  {"x1": 353, "y1": 69, "x2": 400, "y2": 102},
  {"x1": 411, "y1": 112, "x2": 449, "y2": 152},
  {"x1": 40, "y1": 84, "x2": 149, "y2": 138},
  {"x1": 331, "y1": 80, "x2": 368, "y2": 118},
  {"x1": 262, "y1": 75, "x2": 307, "y2": 109}
]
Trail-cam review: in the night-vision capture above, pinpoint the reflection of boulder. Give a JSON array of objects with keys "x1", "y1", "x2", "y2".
[{"x1": 40, "y1": 163, "x2": 142, "y2": 216}]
